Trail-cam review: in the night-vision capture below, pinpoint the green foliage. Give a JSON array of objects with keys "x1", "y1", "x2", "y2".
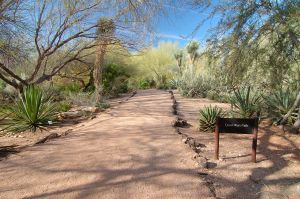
[
  {"x1": 193, "y1": 1, "x2": 300, "y2": 89},
  {"x1": 230, "y1": 87, "x2": 261, "y2": 118},
  {"x1": 61, "y1": 84, "x2": 82, "y2": 93},
  {"x1": 264, "y1": 88, "x2": 299, "y2": 124},
  {"x1": 96, "y1": 101, "x2": 110, "y2": 109},
  {"x1": 67, "y1": 92, "x2": 95, "y2": 106},
  {"x1": 0, "y1": 86, "x2": 57, "y2": 133},
  {"x1": 0, "y1": 80, "x2": 5, "y2": 90},
  {"x1": 130, "y1": 42, "x2": 179, "y2": 89},
  {"x1": 103, "y1": 63, "x2": 129, "y2": 97},
  {"x1": 137, "y1": 79, "x2": 152, "y2": 89},
  {"x1": 186, "y1": 40, "x2": 200, "y2": 63},
  {"x1": 206, "y1": 90, "x2": 231, "y2": 103},
  {"x1": 127, "y1": 78, "x2": 155, "y2": 90},
  {"x1": 177, "y1": 70, "x2": 211, "y2": 98},
  {"x1": 58, "y1": 101, "x2": 72, "y2": 112},
  {"x1": 199, "y1": 105, "x2": 224, "y2": 132}
]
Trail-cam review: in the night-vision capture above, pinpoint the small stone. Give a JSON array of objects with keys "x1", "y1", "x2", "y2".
[
  {"x1": 62, "y1": 129, "x2": 72, "y2": 136},
  {"x1": 206, "y1": 162, "x2": 217, "y2": 169},
  {"x1": 172, "y1": 117, "x2": 189, "y2": 127},
  {"x1": 60, "y1": 111, "x2": 83, "y2": 119},
  {"x1": 194, "y1": 155, "x2": 207, "y2": 168},
  {"x1": 182, "y1": 138, "x2": 188, "y2": 143}
]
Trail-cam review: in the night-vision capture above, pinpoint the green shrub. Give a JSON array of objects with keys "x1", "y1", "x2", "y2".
[
  {"x1": 0, "y1": 86, "x2": 57, "y2": 133},
  {"x1": 199, "y1": 105, "x2": 224, "y2": 132},
  {"x1": 103, "y1": 63, "x2": 130, "y2": 97},
  {"x1": 67, "y1": 92, "x2": 96, "y2": 106},
  {"x1": 58, "y1": 101, "x2": 72, "y2": 112},
  {"x1": 169, "y1": 79, "x2": 180, "y2": 89},
  {"x1": 54, "y1": 83, "x2": 82, "y2": 93},
  {"x1": 0, "y1": 80, "x2": 5, "y2": 90},
  {"x1": 154, "y1": 73, "x2": 170, "y2": 90},
  {"x1": 264, "y1": 88, "x2": 299, "y2": 124},
  {"x1": 230, "y1": 86, "x2": 261, "y2": 118},
  {"x1": 138, "y1": 78, "x2": 152, "y2": 89},
  {"x1": 206, "y1": 89, "x2": 231, "y2": 103},
  {"x1": 178, "y1": 73, "x2": 211, "y2": 98},
  {"x1": 96, "y1": 101, "x2": 110, "y2": 109}
]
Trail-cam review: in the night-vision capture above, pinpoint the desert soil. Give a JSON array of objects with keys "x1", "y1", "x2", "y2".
[
  {"x1": 174, "y1": 91, "x2": 300, "y2": 199},
  {"x1": 0, "y1": 90, "x2": 213, "y2": 199},
  {"x1": 0, "y1": 89, "x2": 299, "y2": 199}
]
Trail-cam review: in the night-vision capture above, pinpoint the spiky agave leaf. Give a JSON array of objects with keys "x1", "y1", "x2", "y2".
[
  {"x1": 199, "y1": 105, "x2": 224, "y2": 132},
  {"x1": 0, "y1": 86, "x2": 58, "y2": 133},
  {"x1": 230, "y1": 86, "x2": 261, "y2": 118},
  {"x1": 264, "y1": 88, "x2": 299, "y2": 124}
]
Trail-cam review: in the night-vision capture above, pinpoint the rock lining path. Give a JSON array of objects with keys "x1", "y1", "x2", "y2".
[{"x1": 0, "y1": 90, "x2": 211, "y2": 199}]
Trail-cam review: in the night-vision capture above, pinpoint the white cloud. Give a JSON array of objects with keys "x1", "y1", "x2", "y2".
[{"x1": 154, "y1": 33, "x2": 187, "y2": 40}]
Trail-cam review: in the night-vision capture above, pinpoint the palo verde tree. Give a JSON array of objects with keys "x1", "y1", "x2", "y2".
[{"x1": 190, "y1": 0, "x2": 300, "y2": 129}]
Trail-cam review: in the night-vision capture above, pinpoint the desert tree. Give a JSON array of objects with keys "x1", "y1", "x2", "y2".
[
  {"x1": 0, "y1": 0, "x2": 104, "y2": 92},
  {"x1": 0, "y1": 0, "x2": 173, "y2": 93},
  {"x1": 186, "y1": 40, "x2": 199, "y2": 65},
  {"x1": 189, "y1": 0, "x2": 300, "y2": 129},
  {"x1": 174, "y1": 50, "x2": 184, "y2": 74}
]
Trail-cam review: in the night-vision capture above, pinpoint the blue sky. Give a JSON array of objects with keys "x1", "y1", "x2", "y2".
[{"x1": 154, "y1": 4, "x2": 217, "y2": 47}]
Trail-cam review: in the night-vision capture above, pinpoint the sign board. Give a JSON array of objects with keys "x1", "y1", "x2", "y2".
[
  {"x1": 218, "y1": 118, "x2": 257, "y2": 134},
  {"x1": 215, "y1": 117, "x2": 259, "y2": 163}
]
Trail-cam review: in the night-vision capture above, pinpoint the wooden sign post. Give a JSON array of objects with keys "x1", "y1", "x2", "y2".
[{"x1": 215, "y1": 117, "x2": 259, "y2": 163}]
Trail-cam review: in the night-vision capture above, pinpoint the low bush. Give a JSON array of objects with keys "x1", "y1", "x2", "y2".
[
  {"x1": 177, "y1": 71, "x2": 211, "y2": 97},
  {"x1": 96, "y1": 101, "x2": 110, "y2": 109},
  {"x1": 67, "y1": 92, "x2": 96, "y2": 106},
  {"x1": 199, "y1": 105, "x2": 224, "y2": 132},
  {"x1": 103, "y1": 63, "x2": 130, "y2": 97},
  {"x1": 58, "y1": 101, "x2": 72, "y2": 112},
  {"x1": 127, "y1": 78, "x2": 155, "y2": 90}
]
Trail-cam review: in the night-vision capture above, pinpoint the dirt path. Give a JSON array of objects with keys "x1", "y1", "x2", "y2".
[{"x1": 0, "y1": 90, "x2": 212, "y2": 199}]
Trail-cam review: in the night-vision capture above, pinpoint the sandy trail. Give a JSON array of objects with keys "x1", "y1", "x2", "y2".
[{"x1": 0, "y1": 90, "x2": 211, "y2": 199}]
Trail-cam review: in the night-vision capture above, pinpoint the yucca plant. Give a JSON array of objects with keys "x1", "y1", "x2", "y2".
[
  {"x1": 230, "y1": 86, "x2": 261, "y2": 118},
  {"x1": 0, "y1": 86, "x2": 57, "y2": 133},
  {"x1": 199, "y1": 105, "x2": 224, "y2": 132},
  {"x1": 264, "y1": 88, "x2": 299, "y2": 124}
]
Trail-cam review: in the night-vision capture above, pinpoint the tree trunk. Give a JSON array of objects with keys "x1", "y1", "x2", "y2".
[
  {"x1": 93, "y1": 44, "x2": 106, "y2": 105},
  {"x1": 293, "y1": 106, "x2": 300, "y2": 129},
  {"x1": 281, "y1": 90, "x2": 300, "y2": 125},
  {"x1": 83, "y1": 69, "x2": 94, "y2": 92}
]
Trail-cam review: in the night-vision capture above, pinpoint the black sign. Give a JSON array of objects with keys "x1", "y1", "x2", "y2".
[
  {"x1": 218, "y1": 117, "x2": 257, "y2": 134},
  {"x1": 215, "y1": 117, "x2": 259, "y2": 163}
]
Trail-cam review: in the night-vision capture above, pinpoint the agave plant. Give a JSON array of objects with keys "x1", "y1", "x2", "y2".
[
  {"x1": 199, "y1": 105, "x2": 224, "y2": 132},
  {"x1": 230, "y1": 86, "x2": 261, "y2": 118},
  {"x1": 0, "y1": 86, "x2": 57, "y2": 133},
  {"x1": 264, "y1": 88, "x2": 299, "y2": 124}
]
